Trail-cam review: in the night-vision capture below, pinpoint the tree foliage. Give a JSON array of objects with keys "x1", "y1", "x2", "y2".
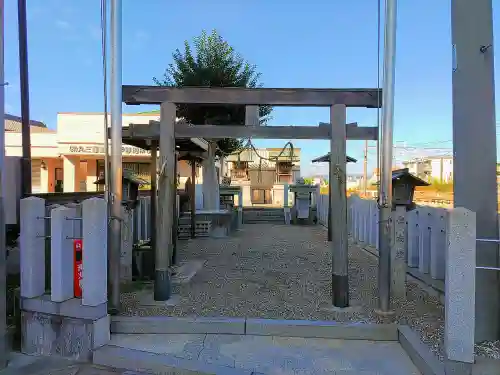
[
  {"x1": 302, "y1": 177, "x2": 315, "y2": 185},
  {"x1": 154, "y1": 30, "x2": 272, "y2": 156}
]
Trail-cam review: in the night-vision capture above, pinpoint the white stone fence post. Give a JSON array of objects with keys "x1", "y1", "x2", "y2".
[
  {"x1": 20, "y1": 197, "x2": 46, "y2": 299},
  {"x1": 20, "y1": 196, "x2": 110, "y2": 359},
  {"x1": 20, "y1": 197, "x2": 108, "y2": 304},
  {"x1": 444, "y1": 207, "x2": 475, "y2": 371}
]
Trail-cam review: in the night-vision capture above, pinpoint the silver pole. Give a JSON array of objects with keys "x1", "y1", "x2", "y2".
[
  {"x1": 0, "y1": 0, "x2": 7, "y2": 368},
  {"x1": 378, "y1": 0, "x2": 397, "y2": 313},
  {"x1": 101, "y1": 0, "x2": 109, "y2": 201},
  {"x1": 109, "y1": 0, "x2": 122, "y2": 313}
]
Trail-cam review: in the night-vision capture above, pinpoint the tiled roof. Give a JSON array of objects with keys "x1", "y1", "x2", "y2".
[
  {"x1": 311, "y1": 153, "x2": 357, "y2": 163},
  {"x1": 4, "y1": 114, "x2": 55, "y2": 134}
]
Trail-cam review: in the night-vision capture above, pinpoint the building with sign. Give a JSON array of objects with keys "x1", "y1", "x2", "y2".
[
  {"x1": 5, "y1": 113, "x2": 206, "y2": 193},
  {"x1": 4, "y1": 113, "x2": 300, "y2": 199}
]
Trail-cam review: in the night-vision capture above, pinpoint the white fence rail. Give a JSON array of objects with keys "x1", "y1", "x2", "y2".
[
  {"x1": 318, "y1": 193, "x2": 479, "y2": 364},
  {"x1": 317, "y1": 194, "x2": 449, "y2": 285}
]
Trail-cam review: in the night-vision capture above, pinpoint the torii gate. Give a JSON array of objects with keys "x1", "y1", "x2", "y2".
[{"x1": 121, "y1": 85, "x2": 381, "y2": 308}]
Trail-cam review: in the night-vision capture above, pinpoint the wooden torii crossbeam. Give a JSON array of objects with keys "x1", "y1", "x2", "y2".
[
  {"x1": 123, "y1": 86, "x2": 381, "y2": 107},
  {"x1": 121, "y1": 85, "x2": 382, "y2": 309},
  {"x1": 123, "y1": 121, "x2": 378, "y2": 141}
]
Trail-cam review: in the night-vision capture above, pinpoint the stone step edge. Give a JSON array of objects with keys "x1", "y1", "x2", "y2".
[
  {"x1": 243, "y1": 219, "x2": 285, "y2": 221},
  {"x1": 110, "y1": 316, "x2": 398, "y2": 341},
  {"x1": 98, "y1": 325, "x2": 500, "y2": 375},
  {"x1": 93, "y1": 344, "x2": 253, "y2": 375}
]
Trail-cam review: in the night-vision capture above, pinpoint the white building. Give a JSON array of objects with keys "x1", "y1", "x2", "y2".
[{"x1": 402, "y1": 156, "x2": 454, "y2": 183}]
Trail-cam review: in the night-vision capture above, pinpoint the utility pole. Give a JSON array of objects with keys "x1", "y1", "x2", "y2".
[
  {"x1": 17, "y1": 0, "x2": 31, "y2": 197},
  {"x1": 451, "y1": 0, "x2": 499, "y2": 341},
  {"x1": 363, "y1": 140, "x2": 368, "y2": 197},
  {"x1": 0, "y1": 1, "x2": 7, "y2": 368},
  {"x1": 377, "y1": 0, "x2": 397, "y2": 314},
  {"x1": 109, "y1": 0, "x2": 122, "y2": 313}
]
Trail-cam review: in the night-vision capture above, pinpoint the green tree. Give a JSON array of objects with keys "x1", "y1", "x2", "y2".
[
  {"x1": 303, "y1": 177, "x2": 315, "y2": 185},
  {"x1": 154, "y1": 30, "x2": 273, "y2": 156}
]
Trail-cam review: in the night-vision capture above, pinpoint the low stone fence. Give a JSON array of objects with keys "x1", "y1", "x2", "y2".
[
  {"x1": 19, "y1": 196, "x2": 110, "y2": 360},
  {"x1": 320, "y1": 193, "x2": 479, "y2": 368},
  {"x1": 317, "y1": 194, "x2": 450, "y2": 294},
  {"x1": 349, "y1": 196, "x2": 482, "y2": 368}
]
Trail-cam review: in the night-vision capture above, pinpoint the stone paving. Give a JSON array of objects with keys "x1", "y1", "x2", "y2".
[
  {"x1": 121, "y1": 224, "x2": 446, "y2": 358},
  {"x1": 122, "y1": 224, "x2": 348, "y2": 320},
  {"x1": 0, "y1": 353, "x2": 126, "y2": 375},
  {"x1": 110, "y1": 333, "x2": 421, "y2": 375}
]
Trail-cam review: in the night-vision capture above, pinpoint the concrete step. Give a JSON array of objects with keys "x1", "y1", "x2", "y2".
[
  {"x1": 243, "y1": 214, "x2": 284, "y2": 220},
  {"x1": 243, "y1": 210, "x2": 284, "y2": 215},
  {"x1": 243, "y1": 217, "x2": 284, "y2": 221},
  {"x1": 94, "y1": 320, "x2": 418, "y2": 375},
  {"x1": 93, "y1": 345, "x2": 251, "y2": 375},
  {"x1": 243, "y1": 222, "x2": 285, "y2": 225},
  {"x1": 243, "y1": 214, "x2": 284, "y2": 219},
  {"x1": 244, "y1": 222, "x2": 285, "y2": 225}
]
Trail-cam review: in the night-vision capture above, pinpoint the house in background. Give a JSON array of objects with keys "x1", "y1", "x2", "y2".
[
  {"x1": 4, "y1": 112, "x2": 211, "y2": 193},
  {"x1": 225, "y1": 148, "x2": 301, "y2": 206},
  {"x1": 4, "y1": 113, "x2": 305, "y2": 207},
  {"x1": 5, "y1": 114, "x2": 59, "y2": 193},
  {"x1": 402, "y1": 155, "x2": 454, "y2": 183}
]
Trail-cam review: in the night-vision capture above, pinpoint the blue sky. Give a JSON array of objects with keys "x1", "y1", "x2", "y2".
[{"x1": 3, "y1": 0, "x2": 500, "y2": 176}]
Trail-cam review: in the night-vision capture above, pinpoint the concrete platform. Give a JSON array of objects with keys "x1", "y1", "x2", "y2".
[
  {"x1": 105, "y1": 316, "x2": 500, "y2": 374},
  {"x1": 95, "y1": 333, "x2": 421, "y2": 375},
  {"x1": 0, "y1": 352, "x2": 125, "y2": 375}
]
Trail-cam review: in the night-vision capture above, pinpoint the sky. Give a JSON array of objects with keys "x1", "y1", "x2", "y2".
[{"x1": 3, "y1": 0, "x2": 500, "y2": 176}]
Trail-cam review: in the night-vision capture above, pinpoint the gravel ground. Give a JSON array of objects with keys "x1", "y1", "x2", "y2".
[{"x1": 121, "y1": 223, "x2": 500, "y2": 361}]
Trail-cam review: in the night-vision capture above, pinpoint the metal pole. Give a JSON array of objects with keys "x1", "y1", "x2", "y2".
[
  {"x1": 378, "y1": 0, "x2": 398, "y2": 313},
  {"x1": 109, "y1": 0, "x2": 122, "y2": 313},
  {"x1": 451, "y1": 0, "x2": 499, "y2": 341},
  {"x1": 0, "y1": 1, "x2": 7, "y2": 368},
  {"x1": 17, "y1": 0, "x2": 31, "y2": 197},
  {"x1": 100, "y1": 0, "x2": 112, "y2": 301},
  {"x1": 101, "y1": 0, "x2": 110, "y2": 203},
  {"x1": 327, "y1": 175, "x2": 332, "y2": 242},
  {"x1": 150, "y1": 140, "x2": 158, "y2": 276}
]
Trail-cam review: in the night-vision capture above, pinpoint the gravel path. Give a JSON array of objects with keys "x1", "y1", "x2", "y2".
[{"x1": 121, "y1": 223, "x2": 499, "y2": 361}]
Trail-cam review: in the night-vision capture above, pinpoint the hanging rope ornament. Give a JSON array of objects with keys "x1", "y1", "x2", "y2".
[{"x1": 258, "y1": 159, "x2": 263, "y2": 183}]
